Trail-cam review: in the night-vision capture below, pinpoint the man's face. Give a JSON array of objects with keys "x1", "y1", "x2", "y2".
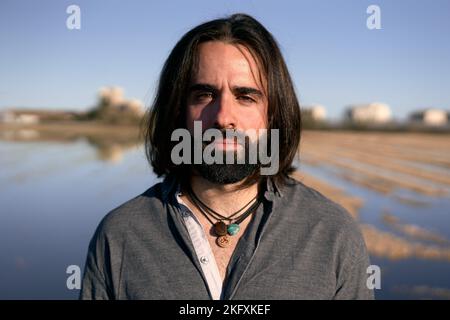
[
  {"x1": 186, "y1": 41, "x2": 268, "y2": 137},
  {"x1": 185, "y1": 41, "x2": 269, "y2": 184}
]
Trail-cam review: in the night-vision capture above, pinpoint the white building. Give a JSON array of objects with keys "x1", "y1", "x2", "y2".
[
  {"x1": 409, "y1": 108, "x2": 448, "y2": 126},
  {"x1": 15, "y1": 114, "x2": 40, "y2": 124},
  {"x1": 99, "y1": 86, "x2": 124, "y2": 107},
  {"x1": 302, "y1": 104, "x2": 327, "y2": 121},
  {"x1": 0, "y1": 111, "x2": 40, "y2": 124},
  {"x1": 121, "y1": 98, "x2": 145, "y2": 116},
  {"x1": 98, "y1": 86, "x2": 144, "y2": 116},
  {"x1": 0, "y1": 111, "x2": 15, "y2": 123},
  {"x1": 346, "y1": 103, "x2": 392, "y2": 124}
]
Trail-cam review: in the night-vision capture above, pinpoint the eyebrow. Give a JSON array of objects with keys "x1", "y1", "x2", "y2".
[
  {"x1": 188, "y1": 83, "x2": 263, "y2": 97},
  {"x1": 233, "y1": 86, "x2": 263, "y2": 97},
  {"x1": 188, "y1": 83, "x2": 218, "y2": 94}
]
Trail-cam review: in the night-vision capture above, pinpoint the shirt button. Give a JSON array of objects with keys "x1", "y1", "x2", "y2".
[
  {"x1": 182, "y1": 210, "x2": 189, "y2": 218},
  {"x1": 200, "y1": 256, "x2": 209, "y2": 264}
]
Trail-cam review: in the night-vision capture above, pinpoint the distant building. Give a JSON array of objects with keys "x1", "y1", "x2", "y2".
[
  {"x1": 409, "y1": 108, "x2": 448, "y2": 126},
  {"x1": 99, "y1": 86, "x2": 125, "y2": 107},
  {"x1": 15, "y1": 114, "x2": 40, "y2": 124},
  {"x1": 118, "y1": 98, "x2": 145, "y2": 116},
  {"x1": 96, "y1": 86, "x2": 144, "y2": 118},
  {"x1": 0, "y1": 111, "x2": 15, "y2": 123},
  {"x1": 0, "y1": 110, "x2": 40, "y2": 124},
  {"x1": 302, "y1": 104, "x2": 327, "y2": 122},
  {"x1": 0, "y1": 109, "x2": 77, "y2": 124},
  {"x1": 345, "y1": 103, "x2": 392, "y2": 124}
]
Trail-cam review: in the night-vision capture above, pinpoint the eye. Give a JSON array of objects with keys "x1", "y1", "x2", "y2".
[
  {"x1": 237, "y1": 95, "x2": 256, "y2": 103},
  {"x1": 194, "y1": 92, "x2": 214, "y2": 102}
]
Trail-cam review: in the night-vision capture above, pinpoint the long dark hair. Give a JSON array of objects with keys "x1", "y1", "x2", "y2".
[{"x1": 144, "y1": 13, "x2": 301, "y2": 188}]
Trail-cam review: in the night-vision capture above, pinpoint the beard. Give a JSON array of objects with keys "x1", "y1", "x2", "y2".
[
  {"x1": 192, "y1": 130, "x2": 260, "y2": 185},
  {"x1": 194, "y1": 161, "x2": 259, "y2": 185}
]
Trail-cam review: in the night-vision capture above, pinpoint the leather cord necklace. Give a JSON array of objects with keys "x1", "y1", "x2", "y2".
[{"x1": 185, "y1": 184, "x2": 262, "y2": 248}]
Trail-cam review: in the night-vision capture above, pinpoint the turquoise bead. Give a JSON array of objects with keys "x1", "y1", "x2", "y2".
[{"x1": 227, "y1": 224, "x2": 240, "y2": 236}]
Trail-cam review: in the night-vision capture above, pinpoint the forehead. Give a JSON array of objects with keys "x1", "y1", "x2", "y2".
[{"x1": 192, "y1": 41, "x2": 265, "y2": 91}]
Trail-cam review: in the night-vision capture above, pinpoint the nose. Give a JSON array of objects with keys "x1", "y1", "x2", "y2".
[{"x1": 212, "y1": 91, "x2": 237, "y2": 129}]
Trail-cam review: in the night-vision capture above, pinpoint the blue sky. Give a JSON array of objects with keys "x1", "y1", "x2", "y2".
[{"x1": 1, "y1": 0, "x2": 449, "y2": 120}]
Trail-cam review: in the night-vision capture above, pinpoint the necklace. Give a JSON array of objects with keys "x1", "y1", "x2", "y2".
[{"x1": 185, "y1": 185, "x2": 261, "y2": 248}]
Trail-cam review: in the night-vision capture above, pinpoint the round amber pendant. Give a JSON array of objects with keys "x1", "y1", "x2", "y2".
[{"x1": 216, "y1": 235, "x2": 232, "y2": 248}]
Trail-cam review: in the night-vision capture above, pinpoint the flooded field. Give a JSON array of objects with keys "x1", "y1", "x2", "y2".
[
  {"x1": 296, "y1": 131, "x2": 450, "y2": 299},
  {"x1": 1, "y1": 125, "x2": 449, "y2": 299}
]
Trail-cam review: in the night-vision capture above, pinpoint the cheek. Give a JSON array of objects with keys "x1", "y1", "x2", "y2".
[
  {"x1": 185, "y1": 106, "x2": 207, "y2": 132},
  {"x1": 261, "y1": 104, "x2": 269, "y2": 127},
  {"x1": 243, "y1": 105, "x2": 268, "y2": 129},
  {"x1": 185, "y1": 109, "x2": 195, "y2": 132}
]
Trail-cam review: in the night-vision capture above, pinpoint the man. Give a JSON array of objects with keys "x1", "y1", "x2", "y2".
[{"x1": 80, "y1": 13, "x2": 374, "y2": 300}]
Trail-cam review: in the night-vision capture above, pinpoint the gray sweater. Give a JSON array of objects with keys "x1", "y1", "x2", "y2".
[{"x1": 80, "y1": 175, "x2": 374, "y2": 300}]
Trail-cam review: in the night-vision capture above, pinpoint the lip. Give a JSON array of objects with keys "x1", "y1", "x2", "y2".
[
  {"x1": 212, "y1": 139, "x2": 241, "y2": 150},
  {"x1": 214, "y1": 139, "x2": 236, "y2": 144}
]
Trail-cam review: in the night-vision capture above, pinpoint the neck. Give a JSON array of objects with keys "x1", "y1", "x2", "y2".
[{"x1": 187, "y1": 174, "x2": 260, "y2": 217}]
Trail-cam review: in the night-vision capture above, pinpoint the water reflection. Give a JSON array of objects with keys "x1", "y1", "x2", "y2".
[
  {"x1": 0, "y1": 125, "x2": 142, "y2": 164},
  {"x1": 0, "y1": 126, "x2": 155, "y2": 299},
  {"x1": 84, "y1": 136, "x2": 140, "y2": 163},
  {"x1": 392, "y1": 285, "x2": 450, "y2": 300},
  {"x1": 362, "y1": 224, "x2": 450, "y2": 262},
  {"x1": 382, "y1": 212, "x2": 449, "y2": 245}
]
